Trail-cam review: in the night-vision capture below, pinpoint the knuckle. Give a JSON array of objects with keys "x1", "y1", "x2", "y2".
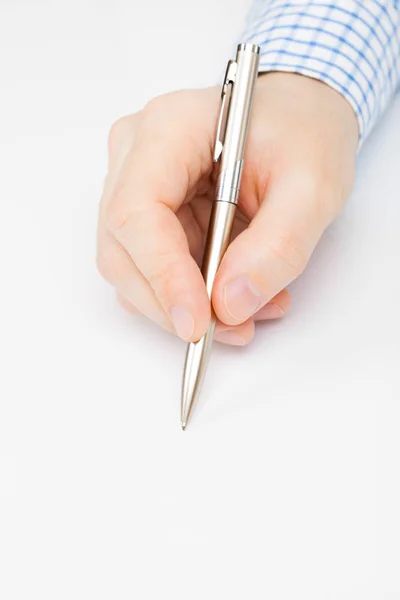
[
  {"x1": 146, "y1": 252, "x2": 179, "y2": 302},
  {"x1": 142, "y1": 91, "x2": 189, "y2": 129},
  {"x1": 144, "y1": 90, "x2": 181, "y2": 113},
  {"x1": 141, "y1": 95, "x2": 169, "y2": 127},
  {"x1": 268, "y1": 231, "x2": 309, "y2": 279},
  {"x1": 143, "y1": 93, "x2": 166, "y2": 113},
  {"x1": 96, "y1": 243, "x2": 123, "y2": 282},
  {"x1": 104, "y1": 185, "x2": 132, "y2": 233},
  {"x1": 108, "y1": 115, "x2": 137, "y2": 154}
]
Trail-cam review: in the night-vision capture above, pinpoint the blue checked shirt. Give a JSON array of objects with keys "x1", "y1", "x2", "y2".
[{"x1": 242, "y1": 0, "x2": 400, "y2": 144}]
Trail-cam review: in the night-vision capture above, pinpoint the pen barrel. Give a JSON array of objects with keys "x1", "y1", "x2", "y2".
[
  {"x1": 201, "y1": 201, "x2": 237, "y2": 299},
  {"x1": 180, "y1": 44, "x2": 260, "y2": 429},
  {"x1": 180, "y1": 201, "x2": 236, "y2": 426},
  {"x1": 219, "y1": 44, "x2": 259, "y2": 193},
  {"x1": 215, "y1": 160, "x2": 243, "y2": 203}
]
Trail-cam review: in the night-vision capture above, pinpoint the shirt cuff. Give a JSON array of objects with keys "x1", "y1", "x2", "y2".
[{"x1": 241, "y1": 0, "x2": 400, "y2": 144}]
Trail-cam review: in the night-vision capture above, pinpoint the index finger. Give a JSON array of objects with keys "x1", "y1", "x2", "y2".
[{"x1": 104, "y1": 89, "x2": 219, "y2": 341}]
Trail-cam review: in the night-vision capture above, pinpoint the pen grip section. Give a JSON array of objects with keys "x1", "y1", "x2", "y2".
[{"x1": 201, "y1": 201, "x2": 236, "y2": 299}]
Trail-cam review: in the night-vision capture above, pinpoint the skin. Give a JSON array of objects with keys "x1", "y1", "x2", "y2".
[{"x1": 97, "y1": 73, "x2": 359, "y2": 346}]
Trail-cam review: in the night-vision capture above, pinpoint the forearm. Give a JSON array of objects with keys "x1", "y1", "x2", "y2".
[{"x1": 242, "y1": 0, "x2": 400, "y2": 145}]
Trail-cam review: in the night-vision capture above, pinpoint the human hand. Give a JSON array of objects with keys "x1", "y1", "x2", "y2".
[{"x1": 97, "y1": 73, "x2": 358, "y2": 345}]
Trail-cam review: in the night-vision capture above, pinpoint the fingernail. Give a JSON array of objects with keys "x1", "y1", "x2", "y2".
[
  {"x1": 171, "y1": 306, "x2": 195, "y2": 340},
  {"x1": 214, "y1": 330, "x2": 246, "y2": 346},
  {"x1": 223, "y1": 276, "x2": 262, "y2": 322},
  {"x1": 254, "y1": 303, "x2": 284, "y2": 321}
]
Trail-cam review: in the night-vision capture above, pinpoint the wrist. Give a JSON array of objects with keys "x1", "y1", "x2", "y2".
[{"x1": 256, "y1": 72, "x2": 359, "y2": 152}]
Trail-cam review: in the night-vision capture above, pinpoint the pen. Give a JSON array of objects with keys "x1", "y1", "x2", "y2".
[{"x1": 180, "y1": 43, "x2": 260, "y2": 430}]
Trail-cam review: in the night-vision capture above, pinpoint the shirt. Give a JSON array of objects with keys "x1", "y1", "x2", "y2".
[{"x1": 242, "y1": 0, "x2": 400, "y2": 144}]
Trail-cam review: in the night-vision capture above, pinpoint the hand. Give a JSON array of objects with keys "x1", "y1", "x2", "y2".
[{"x1": 97, "y1": 73, "x2": 358, "y2": 345}]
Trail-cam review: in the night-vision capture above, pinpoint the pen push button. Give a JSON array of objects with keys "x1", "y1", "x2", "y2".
[{"x1": 213, "y1": 59, "x2": 237, "y2": 163}]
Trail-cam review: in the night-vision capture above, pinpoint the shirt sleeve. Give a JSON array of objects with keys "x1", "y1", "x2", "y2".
[{"x1": 241, "y1": 0, "x2": 400, "y2": 144}]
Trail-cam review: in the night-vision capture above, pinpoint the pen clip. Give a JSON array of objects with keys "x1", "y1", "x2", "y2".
[{"x1": 213, "y1": 59, "x2": 237, "y2": 162}]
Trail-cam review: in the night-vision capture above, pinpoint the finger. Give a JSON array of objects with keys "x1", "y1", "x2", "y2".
[
  {"x1": 99, "y1": 130, "x2": 174, "y2": 333},
  {"x1": 108, "y1": 202, "x2": 210, "y2": 341},
  {"x1": 115, "y1": 282, "x2": 256, "y2": 347},
  {"x1": 107, "y1": 115, "x2": 138, "y2": 173},
  {"x1": 102, "y1": 115, "x2": 138, "y2": 200},
  {"x1": 175, "y1": 195, "x2": 212, "y2": 267},
  {"x1": 98, "y1": 113, "x2": 177, "y2": 332},
  {"x1": 213, "y1": 170, "x2": 339, "y2": 325},
  {"x1": 104, "y1": 89, "x2": 220, "y2": 341},
  {"x1": 97, "y1": 220, "x2": 173, "y2": 332},
  {"x1": 214, "y1": 319, "x2": 255, "y2": 346},
  {"x1": 116, "y1": 291, "x2": 140, "y2": 315},
  {"x1": 254, "y1": 288, "x2": 291, "y2": 321},
  {"x1": 99, "y1": 195, "x2": 217, "y2": 337},
  {"x1": 98, "y1": 108, "x2": 207, "y2": 339}
]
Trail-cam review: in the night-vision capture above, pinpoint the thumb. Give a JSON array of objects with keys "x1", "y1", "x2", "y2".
[{"x1": 212, "y1": 171, "x2": 342, "y2": 325}]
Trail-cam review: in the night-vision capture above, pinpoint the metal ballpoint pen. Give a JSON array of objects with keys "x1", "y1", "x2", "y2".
[{"x1": 180, "y1": 43, "x2": 260, "y2": 430}]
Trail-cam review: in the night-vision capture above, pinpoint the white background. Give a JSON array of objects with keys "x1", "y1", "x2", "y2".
[{"x1": 1, "y1": 1, "x2": 400, "y2": 598}]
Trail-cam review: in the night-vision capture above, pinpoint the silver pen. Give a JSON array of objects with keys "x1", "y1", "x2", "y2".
[{"x1": 180, "y1": 43, "x2": 260, "y2": 430}]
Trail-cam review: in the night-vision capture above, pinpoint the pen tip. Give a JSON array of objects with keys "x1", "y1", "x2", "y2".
[{"x1": 181, "y1": 421, "x2": 187, "y2": 431}]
